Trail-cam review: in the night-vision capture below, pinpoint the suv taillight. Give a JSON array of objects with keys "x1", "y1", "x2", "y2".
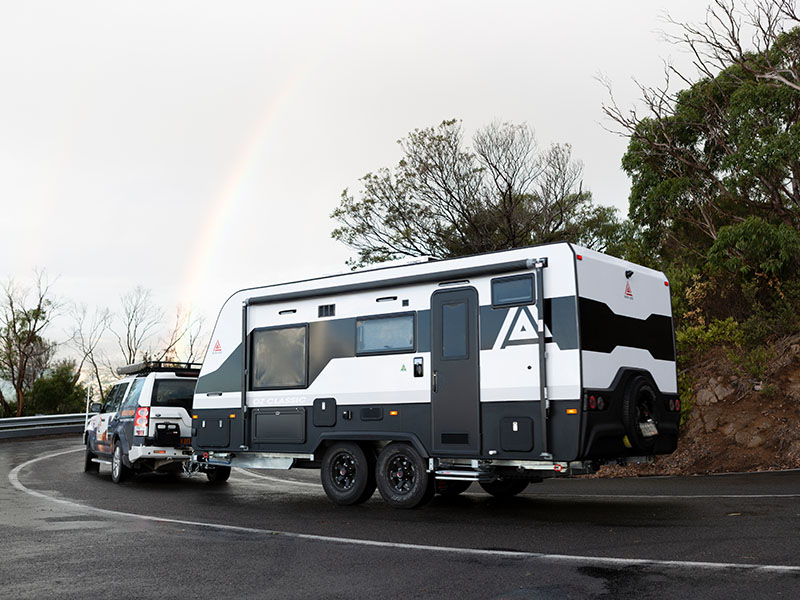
[{"x1": 134, "y1": 407, "x2": 149, "y2": 436}]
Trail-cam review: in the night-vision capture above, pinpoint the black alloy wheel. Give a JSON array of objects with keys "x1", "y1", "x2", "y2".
[
  {"x1": 320, "y1": 442, "x2": 376, "y2": 505},
  {"x1": 376, "y1": 443, "x2": 434, "y2": 509}
]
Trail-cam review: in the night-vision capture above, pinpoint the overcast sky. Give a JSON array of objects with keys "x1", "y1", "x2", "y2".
[{"x1": 0, "y1": 1, "x2": 713, "y2": 358}]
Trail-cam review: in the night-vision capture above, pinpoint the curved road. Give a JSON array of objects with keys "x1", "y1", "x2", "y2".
[{"x1": 2, "y1": 436, "x2": 799, "y2": 599}]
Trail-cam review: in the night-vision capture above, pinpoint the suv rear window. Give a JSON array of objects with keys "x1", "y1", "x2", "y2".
[{"x1": 151, "y1": 379, "x2": 196, "y2": 412}]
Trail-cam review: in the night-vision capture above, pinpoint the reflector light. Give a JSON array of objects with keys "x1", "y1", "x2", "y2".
[
  {"x1": 588, "y1": 395, "x2": 597, "y2": 410},
  {"x1": 664, "y1": 281, "x2": 670, "y2": 286},
  {"x1": 576, "y1": 255, "x2": 583, "y2": 260},
  {"x1": 389, "y1": 410, "x2": 399, "y2": 416},
  {"x1": 675, "y1": 399, "x2": 681, "y2": 411},
  {"x1": 566, "y1": 408, "x2": 578, "y2": 415},
  {"x1": 229, "y1": 414, "x2": 236, "y2": 419},
  {"x1": 154, "y1": 450, "x2": 166, "y2": 454},
  {"x1": 192, "y1": 414, "x2": 198, "y2": 419}
]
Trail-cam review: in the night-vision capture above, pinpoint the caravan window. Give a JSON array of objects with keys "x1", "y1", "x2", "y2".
[
  {"x1": 251, "y1": 325, "x2": 308, "y2": 389},
  {"x1": 491, "y1": 274, "x2": 535, "y2": 308},
  {"x1": 356, "y1": 313, "x2": 415, "y2": 355}
]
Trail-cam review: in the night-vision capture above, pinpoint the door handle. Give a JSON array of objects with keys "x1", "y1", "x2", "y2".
[{"x1": 432, "y1": 370, "x2": 438, "y2": 393}]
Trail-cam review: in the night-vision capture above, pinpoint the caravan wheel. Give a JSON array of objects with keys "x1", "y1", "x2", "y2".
[
  {"x1": 622, "y1": 376, "x2": 658, "y2": 453},
  {"x1": 321, "y1": 442, "x2": 376, "y2": 505},
  {"x1": 376, "y1": 443, "x2": 434, "y2": 509}
]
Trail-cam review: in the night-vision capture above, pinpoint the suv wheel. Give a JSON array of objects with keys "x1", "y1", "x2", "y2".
[{"x1": 111, "y1": 440, "x2": 130, "y2": 483}]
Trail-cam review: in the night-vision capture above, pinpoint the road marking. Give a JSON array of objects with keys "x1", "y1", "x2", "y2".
[
  {"x1": 8, "y1": 447, "x2": 800, "y2": 574},
  {"x1": 235, "y1": 467, "x2": 321, "y2": 488}
]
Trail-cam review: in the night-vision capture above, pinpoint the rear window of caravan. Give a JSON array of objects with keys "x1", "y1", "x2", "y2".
[
  {"x1": 251, "y1": 325, "x2": 309, "y2": 389},
  {"x1": 492, "y1": 274, "x2": 535, "y2": 307}
]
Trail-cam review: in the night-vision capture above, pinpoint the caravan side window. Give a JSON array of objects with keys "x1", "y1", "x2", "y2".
[
  {"x1": 491, "y1": 274, "x2": 535, "y2": 308},
  {"x1": 251, "y1": 325, "x2": 308, "y2": 389},
  {"x1": 356, "y1": 313, "x2": 415, "y2": 355}
]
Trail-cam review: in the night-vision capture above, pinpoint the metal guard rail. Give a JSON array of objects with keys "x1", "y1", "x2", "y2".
[{"x1": 0, "y1": 413, "x2": 96, "y2": 440}]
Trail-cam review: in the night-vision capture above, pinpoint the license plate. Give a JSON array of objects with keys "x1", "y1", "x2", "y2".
[{"x1": 639, "y1": 421, "x2": 659, "y2": 437}]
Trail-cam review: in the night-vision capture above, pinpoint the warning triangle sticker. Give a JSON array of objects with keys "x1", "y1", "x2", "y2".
[
  {"x1": 624, "y1": 282, "x2": 633, "y2": 299},
  {"x1": 212, "y1": 340, "x2": 222, "y2": 353}
]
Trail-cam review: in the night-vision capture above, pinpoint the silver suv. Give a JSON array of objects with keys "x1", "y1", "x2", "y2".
[{"x1": 83, "y1": 361, "x2": 230, "y2": 483}]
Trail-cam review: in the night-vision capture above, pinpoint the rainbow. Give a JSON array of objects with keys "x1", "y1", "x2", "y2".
[{"x1": 178, "y1": 66, "x2": 309, "y2": 311}]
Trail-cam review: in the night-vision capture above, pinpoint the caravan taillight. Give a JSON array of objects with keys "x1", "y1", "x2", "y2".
[{"x1": 134, "y1": 407, "x2": 149, "y2": 436}]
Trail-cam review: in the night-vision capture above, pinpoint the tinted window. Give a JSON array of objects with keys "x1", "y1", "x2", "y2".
[
  {"x1": 356, "y1": 314, "x2": 415, "y2": 354},
  {"x1": 152, "y1": 379, "x2": 197, "y2": 412},
  {"x1": 103, "y1": 383, "x2": 129, "y2": 413},
  {"x1": 492, "y1": 274, "x2": 535, "y2": 307},
  {"x1": 441, "y1": 301, "x2": 468, "y2": 359},
  {"x1": 120, "y1": 378, "x2": 146, "y2": 414},
  {"x1": 251, "y1": 325, "x2": 308, "y2": 389}
]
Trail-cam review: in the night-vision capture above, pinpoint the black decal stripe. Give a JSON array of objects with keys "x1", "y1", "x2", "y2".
[{"x1": 578, "y1": 298, "x2": 675, "y2": 361}]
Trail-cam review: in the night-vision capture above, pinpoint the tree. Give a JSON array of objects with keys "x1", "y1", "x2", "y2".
[
  {"x1": 332, "y1": 120, "x2": 621, "y2": 266},
  {"x1": 666, "y1": 0, "x2": 800, "y2": 93},
  {"x1": 24, "y1": 359, "x2": 87, "y2": 416},
  {"x1": 68, "y1": 303, "x2": 110, "y2": 400},
  {"x1": 110, "y1": 286, "x2": 163, "y2": 366},
  {"x1": 0, "y1": 273, "x2": 57, "y2": 417},
  {"x1": 603, "y1": 1, "x2": 800, "y2": 262},
  {"x1": 603, "y1": 0, "x2": 800, "y2": 335}
]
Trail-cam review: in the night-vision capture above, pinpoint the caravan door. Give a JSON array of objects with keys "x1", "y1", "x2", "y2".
[{"x1": 430, "y1": 287, "x2": 480, "y2": 455}]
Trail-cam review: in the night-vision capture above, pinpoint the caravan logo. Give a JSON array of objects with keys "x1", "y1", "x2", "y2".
[
  {"x1": 624, "y1": 281, "x2": 633, "y2": 300},
  {"x1": 498, "y1": 306, "x2": 539, "y2": 349},
  {"x1": 212, "y1": 340, "x2": 222, "y2": 354}
]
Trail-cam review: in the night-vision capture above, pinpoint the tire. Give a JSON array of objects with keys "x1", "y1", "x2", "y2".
[
  {"x1": 84, "y1": 444, "x2": 99, "y2": 473},
  {"x1": 320, "y1": 442, "x2": 376, "y2": 505},
  {"x1": 480, "y1": 478, "x2": 529, "y2": 498},
  {"x1": 622, "y1": 376, "x2": 659, "y2": 453},
  {"x1": 206, "y1": 465, "x2": 231, "y2": 484},
  {"x1": 376, "y1": 443, "x2": 434, "y2": 509},
  {"x1": 435, "y1": 480, "x2": 472, "y2": 497},
  {"x1": 111, "y1": 440, "x2": 130, "y2": 484}
]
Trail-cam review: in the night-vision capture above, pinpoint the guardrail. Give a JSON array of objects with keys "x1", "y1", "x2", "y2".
[{"x1": 0, "y1": 413, "x2": 95, "y2": 440}]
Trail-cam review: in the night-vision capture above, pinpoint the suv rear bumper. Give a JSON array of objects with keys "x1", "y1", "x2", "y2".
[{"x1": 129, "y1": 445, "x2": 193, "y2": 463}]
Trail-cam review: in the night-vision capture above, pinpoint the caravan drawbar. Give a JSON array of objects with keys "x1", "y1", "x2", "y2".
[{"x1": 191, "y1": 243, "x2": 680, "y2": 507}]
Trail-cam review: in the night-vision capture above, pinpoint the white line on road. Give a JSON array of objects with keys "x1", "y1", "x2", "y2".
[{"x1": 8, "y1": 447, "x2": 800, "y2": 575}]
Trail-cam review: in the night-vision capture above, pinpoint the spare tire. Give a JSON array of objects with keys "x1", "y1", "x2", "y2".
[{"x1": 621, "y1": 376, "x2": 659, "y2": 453}]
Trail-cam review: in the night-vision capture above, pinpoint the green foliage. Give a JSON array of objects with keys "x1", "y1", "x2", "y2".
[
  {"x1": 708, "y1": 217, "x2": 800, "y2": 280},
  {"x1": 24, "y1": 360, "x2": 86, "y2": 415},
  {"x1": 675, "y1": 318, "x2": 743, "y2": 366},
  {"x1": 728, "y1": 346, "x2": 772, "y2": 381}
]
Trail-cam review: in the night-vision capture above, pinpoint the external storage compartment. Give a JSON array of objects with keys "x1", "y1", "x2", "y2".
[
  {"x1": 252, "y1": 407, "x2": 306, "y2": 443},
  {"x1": 195, "y1": 416, "x2": 231, "y2": 448},
  {"x1": 313, "y1": 398, "x2": 337, "y2": 427},
  {"x1": 500, "y1": 417, "x2": 534, "y2": 452}
]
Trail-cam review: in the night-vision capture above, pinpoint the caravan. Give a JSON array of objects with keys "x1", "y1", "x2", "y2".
[{"x1": 191, "y1": 243, "x2": 680, "y2": 507}]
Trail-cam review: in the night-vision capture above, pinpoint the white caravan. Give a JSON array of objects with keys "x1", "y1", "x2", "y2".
[{"x1": 192, "y1": 243, "x2": 680, "y2": 507}]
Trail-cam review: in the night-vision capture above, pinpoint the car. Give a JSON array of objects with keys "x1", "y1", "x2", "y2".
[{"x1": 83, "y1": 360, "x2": 230, "y2": 483}]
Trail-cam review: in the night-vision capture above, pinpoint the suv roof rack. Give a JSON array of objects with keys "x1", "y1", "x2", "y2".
[{"x1": 116, "y1": 361, "x2": 203, "y2": 376}]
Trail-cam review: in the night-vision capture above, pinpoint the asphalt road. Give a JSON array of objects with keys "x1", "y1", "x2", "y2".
[{"x1": 1, "y1": 436, "x2": 799, "y2": 599}]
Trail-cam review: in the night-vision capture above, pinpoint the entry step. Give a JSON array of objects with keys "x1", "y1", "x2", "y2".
[
  {"x1": 91, "y1": 458, "x2": 112, "y2": 465},
  {"x1": 434, "y1": 469, "x2": 494, "y2": 482}
]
